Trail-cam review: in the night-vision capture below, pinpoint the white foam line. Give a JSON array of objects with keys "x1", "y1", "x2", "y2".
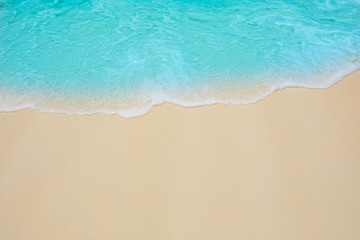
[{"x1": 0, "y1": 64, "x2": 359, "y2": 119}]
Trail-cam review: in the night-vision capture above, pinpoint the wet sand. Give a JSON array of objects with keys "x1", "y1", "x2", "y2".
[{"x1": 0, "y1": 70, "x2": 359, "y2": 240}]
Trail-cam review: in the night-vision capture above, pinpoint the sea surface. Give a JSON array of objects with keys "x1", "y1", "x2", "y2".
[{"x1": 0, "y1": 0, "x2": 359, "y2": 117}]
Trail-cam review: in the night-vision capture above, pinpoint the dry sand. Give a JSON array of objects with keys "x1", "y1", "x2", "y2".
[{"x1": 0, "y1": 70, "x2": 360, "y2": 240}]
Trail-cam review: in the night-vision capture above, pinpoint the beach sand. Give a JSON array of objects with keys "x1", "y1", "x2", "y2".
[{"x1": 0, "y1": 70, "x2": 359, "y2": 240}]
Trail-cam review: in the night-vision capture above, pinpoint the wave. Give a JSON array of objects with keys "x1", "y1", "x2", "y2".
[
  {"x1": 1, "y1": 63, "x2": 358, "y2": 118},
  {"x1": 0, "y1": 0, "x2": 359, "y2": 118}
]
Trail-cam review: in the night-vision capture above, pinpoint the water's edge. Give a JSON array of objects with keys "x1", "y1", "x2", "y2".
[{"x1": 1, "y1": 65, "x2": 358, "y2": 119}]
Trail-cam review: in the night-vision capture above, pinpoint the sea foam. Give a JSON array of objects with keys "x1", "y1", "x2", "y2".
[{"x1": 0, "y1": 0, "x2": 359, "y2": 118}]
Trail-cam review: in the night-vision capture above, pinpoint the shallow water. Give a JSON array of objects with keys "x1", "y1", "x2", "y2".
[{"x1": 0, "y1": 0, "x2": 359, "y2": 117}]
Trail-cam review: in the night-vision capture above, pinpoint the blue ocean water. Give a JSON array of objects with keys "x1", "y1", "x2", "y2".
[{"x1": 0, "y1": 0, "x2": 359, "y2": 117}]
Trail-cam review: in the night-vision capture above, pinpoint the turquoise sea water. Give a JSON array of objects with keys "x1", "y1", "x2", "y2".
[{"x1": 0, "y1": 0, "x2": 359, "y2": 117}]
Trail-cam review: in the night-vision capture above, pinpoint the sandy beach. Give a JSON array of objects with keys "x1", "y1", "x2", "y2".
[{"x1": 0, "y1": 70, "x2": 359, "y2": 240}]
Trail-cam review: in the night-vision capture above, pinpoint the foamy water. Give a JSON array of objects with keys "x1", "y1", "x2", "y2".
[{"x1": 0, "y1": 0, "x2": 359, "y2": 117}]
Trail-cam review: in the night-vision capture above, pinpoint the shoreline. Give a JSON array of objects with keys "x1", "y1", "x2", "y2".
[{"x1": 1, "y1": 65, "x2": 359, "y2": 118}]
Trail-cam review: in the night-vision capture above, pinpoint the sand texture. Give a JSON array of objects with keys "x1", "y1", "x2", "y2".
[{"x1": 0, "y1": 70, "x2": 360, "y2": 240}]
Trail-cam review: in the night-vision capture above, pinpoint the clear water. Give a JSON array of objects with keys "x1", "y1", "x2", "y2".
[{"x1": 0, "y1": 0, "x2": 359, "y2": 117}]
